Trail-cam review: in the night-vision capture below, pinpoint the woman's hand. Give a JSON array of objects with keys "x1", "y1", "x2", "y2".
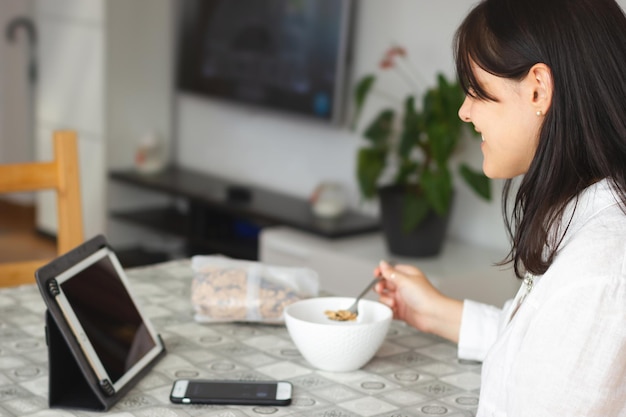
[{"x1": 374, "y1": 260, "x2": 464, "y2": 343}]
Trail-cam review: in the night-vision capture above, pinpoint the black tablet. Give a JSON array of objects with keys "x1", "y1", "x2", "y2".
[{"x1": 36, "y1": 235, "x2": 165, "y2": 400}]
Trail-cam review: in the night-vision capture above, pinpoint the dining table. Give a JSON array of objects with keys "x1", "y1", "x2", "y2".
[{"x1": 0, "y1": 259, "x2": 481, "y2": 417}]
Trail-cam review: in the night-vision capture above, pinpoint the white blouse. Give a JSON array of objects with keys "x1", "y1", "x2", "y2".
[{"x1": 458, "y1": 179, "x2": 626, "y2": 416}]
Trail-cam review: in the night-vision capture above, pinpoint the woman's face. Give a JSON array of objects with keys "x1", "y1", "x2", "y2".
[{"x1": 458, "y1": 64, "x2": 543, "y2": 179}]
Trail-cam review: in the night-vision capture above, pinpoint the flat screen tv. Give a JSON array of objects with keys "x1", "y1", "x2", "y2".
[{"x1": 176, "y1": 0, "x2": 354, "y2": 125}]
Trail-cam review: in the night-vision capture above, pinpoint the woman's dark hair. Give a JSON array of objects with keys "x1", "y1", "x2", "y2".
[{"x1": 454, "y1": 0, "x2": 626, "y2": 278}]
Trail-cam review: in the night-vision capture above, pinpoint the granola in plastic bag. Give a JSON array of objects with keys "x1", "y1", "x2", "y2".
[{"x1": 191, "y1": 255, "x2": 319, "y2": 323}]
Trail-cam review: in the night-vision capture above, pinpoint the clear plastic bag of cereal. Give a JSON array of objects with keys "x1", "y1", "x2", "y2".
[{"x1": 190, "y1": 255, "x2": 319, "y2": 323}]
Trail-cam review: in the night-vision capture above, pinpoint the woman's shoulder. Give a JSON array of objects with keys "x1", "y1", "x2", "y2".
[
  {"x1": 531, "y1": 237, "x2": 625, "y2": 326},
  {"x1": 540, "y1": 189, "x2": 626, "y2": 293},
  {"x1": 540, "y1": 223, "x2": 625, "y2": 306},
  {"x1": 555, "y1": 179, "x2": 626, "y2": 267}
]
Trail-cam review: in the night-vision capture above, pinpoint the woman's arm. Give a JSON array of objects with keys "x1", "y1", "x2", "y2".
[
  {"x1": 375, "y1": 260, "x2": 464, "y2": 342},
  {"x1": 458, "y1": 300, "x2": 505, "y2": 361},
  {"x1": 375, "y1": 260, "x2": 506, "y2": 361}
]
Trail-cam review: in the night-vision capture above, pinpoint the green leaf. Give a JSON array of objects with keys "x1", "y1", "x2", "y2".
[
  {"x1": 421, "y1": 89, "x2": 437, "y2": 125},
  {"x1": 398, "y1": 96, "x2": 420, "y2": 158},
  {"x1": 422, "y1": 75, "x2": 464, "y2": 168},
  {"x1": 364, "y1": 109, "x2": 395, "y2": 147},
  {"x1": 459, "y1": 164, "x2": 492, "y2": 200},
  {"x1": 395, "y1": 160, "x2": 419, "y2": 185},
  {"x1": 352, "y1": 75, "x2": 376, "y2": 129},
  {"x1": 421, "y1": 168, "x2": 453, "y2": 216},
  {"x1": 442, "y1": 76, "x2": 464, "y2": 117},
  {"x1": 357, "y1": 148, "x2": 386, "y2": 199},
  {"x1": 403, "y1": 191, "x2": 429, "y2": 232},
  {"x1": 437, "y1": 73, "x2": 449, "y2": 88},
  {"x1": 426, "y1": 122, "x2": 456, "y2": 168}
]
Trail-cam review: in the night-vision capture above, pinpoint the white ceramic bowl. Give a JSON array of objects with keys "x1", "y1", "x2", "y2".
[{"x1": 284, "y1": 297, "x2": 392, "y2": 372}]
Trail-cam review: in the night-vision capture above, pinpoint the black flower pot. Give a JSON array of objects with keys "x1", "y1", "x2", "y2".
[{"x1": 378, "y1": 185, "x2": 452, "y2": 257}]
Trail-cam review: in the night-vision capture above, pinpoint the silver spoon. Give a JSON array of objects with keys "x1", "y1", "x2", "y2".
[{"x1": 345, "y1": 276, "x2": 380, "y2": 316}]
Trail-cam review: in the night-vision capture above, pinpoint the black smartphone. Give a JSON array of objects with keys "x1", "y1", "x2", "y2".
[{"x1": 169, "y1": 379, "x2": 293, "y2": 406}]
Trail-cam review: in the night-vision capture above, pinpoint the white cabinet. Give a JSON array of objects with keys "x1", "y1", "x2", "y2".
[{"x1": 260, "y1": 226, "x2": 520, "y2": 307}]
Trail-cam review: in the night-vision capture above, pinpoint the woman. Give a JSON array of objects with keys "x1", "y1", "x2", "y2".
[{"x1": 374, "y1": 0, "x2": 626, "y2": 414}]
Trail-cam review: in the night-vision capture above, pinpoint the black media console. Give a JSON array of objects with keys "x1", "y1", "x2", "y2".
[{"x1": 109, "y1": 166, "x2": 379, "y2": 261}]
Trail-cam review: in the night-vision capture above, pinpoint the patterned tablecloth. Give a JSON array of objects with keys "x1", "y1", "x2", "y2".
[{"x1": 0, "y1": 260, "x2": 481, "y2": 417}]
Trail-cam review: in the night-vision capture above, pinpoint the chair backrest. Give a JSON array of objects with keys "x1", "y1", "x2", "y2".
[{"x1": 0, "y1": 130, "x2": 84, "y2": 287}]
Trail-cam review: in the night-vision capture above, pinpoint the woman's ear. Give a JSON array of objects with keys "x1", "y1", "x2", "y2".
[{"x1": 527, "y1": 63, "x2": 553, "y2": 115}]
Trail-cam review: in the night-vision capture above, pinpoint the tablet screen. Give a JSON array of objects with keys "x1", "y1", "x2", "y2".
[{"x1": 54, "y1": 247, "x2": 163, "y2": 392}]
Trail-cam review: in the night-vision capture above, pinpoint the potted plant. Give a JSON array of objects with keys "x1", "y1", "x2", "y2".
[{"x1": 353, "y1": 46, "x2": 491, "y2": 257}]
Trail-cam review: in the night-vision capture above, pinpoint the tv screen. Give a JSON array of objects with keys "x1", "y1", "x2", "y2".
[{"x1": 176, "y1": 0, "x2": 354, "y2": 124}]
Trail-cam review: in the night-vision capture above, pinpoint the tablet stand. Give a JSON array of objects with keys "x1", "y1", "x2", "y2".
[
  {"x1": 46, "y1": 311, "x2": 107, "y2": 410},
  {"x1": 37, "y1": 235, "x2": 167, "y2": 411}
]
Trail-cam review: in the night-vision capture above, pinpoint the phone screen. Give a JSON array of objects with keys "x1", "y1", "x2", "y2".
[{"x1": 171, "y1": 379, "x2": 292, "y2": 406}]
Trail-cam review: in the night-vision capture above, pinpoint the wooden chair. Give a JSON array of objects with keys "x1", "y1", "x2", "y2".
[{"x1": 0, "y1": 130, "x2": 84, "y2": 287}]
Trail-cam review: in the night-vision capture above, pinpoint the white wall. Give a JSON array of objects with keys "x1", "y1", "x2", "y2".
[
  {"x1": 105, "y1": 0, "x2": 179, "y2": 251},
  {"x1": 0, "y1": 0, "x2": 35, "y2": 204},
  {"x1": 0, "y1": 0, "x2": 34, "y2": 164},
  {"x1": 105, "y1": 0, "x2": 174, "y2": 169},
  {"x1": 176, "y1": 0, "x2": 510, "y2": 251}
]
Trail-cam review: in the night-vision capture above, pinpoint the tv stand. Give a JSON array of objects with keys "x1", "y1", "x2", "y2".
[{"x1": 109, "y1": 165, "x2": 379, "y2": 260}]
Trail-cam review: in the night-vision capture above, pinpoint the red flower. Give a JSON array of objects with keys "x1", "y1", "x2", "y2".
[
  {"x1": 388, "y1": 46, "x2": 407, "y2": 58},
  {"x1": 379, "y1": 45, "x2": 408, "y2": 70},
  {"x1": 380, "y1": 57, "x2": 395, "y2": 69}
]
